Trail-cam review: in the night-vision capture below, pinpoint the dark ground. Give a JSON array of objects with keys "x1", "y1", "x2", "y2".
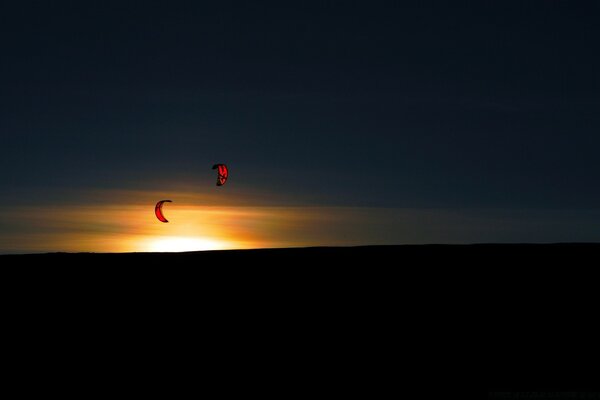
[
  {"x1": 3, "y1": 242, "x2": 599, "y2": 262},
  {"x1": 2, "y1": 244, "x2": 598, "y2": 394}
]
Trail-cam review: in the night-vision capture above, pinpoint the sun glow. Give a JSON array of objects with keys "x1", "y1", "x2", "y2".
[
  {"x1": 0, "y1": 194, "x2": 332, "y2": 253},
  {"x1": 143, "y1": 236, "x2": 227, "y2": 252}
]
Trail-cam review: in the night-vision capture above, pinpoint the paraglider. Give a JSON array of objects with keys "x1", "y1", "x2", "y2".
[
  {"x1": 212, "y1": 164, "x2": 228, "y2": 186},
  {"x1": 153, "y1": 164, "x2": 228, "y2": 223},
  {"x1": 155, "y1": 200, "x2": 172, "y2": 223}
]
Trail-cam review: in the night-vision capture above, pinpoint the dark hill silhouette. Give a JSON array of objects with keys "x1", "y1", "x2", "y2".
[
  {"x1": 3, "y1": 243, "x2": 599, "y2": 262},
  {"x1": 2, "y1": 244, "x2": 597, "y2": 393}
]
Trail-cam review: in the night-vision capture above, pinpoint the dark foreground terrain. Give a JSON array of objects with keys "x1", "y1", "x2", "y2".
[
  {"x1": 3, "y1": 243, "x2": 599, "y2": 264},
  {"x1": 3, "y1": 244, "x2": 598, "y2": 393}
]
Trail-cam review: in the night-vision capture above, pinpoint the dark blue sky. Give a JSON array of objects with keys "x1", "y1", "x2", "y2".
[{"x1": 1, "y1": 1, "x2": 599, "y2": 209}]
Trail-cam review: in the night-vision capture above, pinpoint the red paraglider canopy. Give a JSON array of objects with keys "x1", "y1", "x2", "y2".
[
  {"x1": 155, "y1": 200, "x2": 172, "y2": 223},
  {"x1": 212, "y1": 164, "x2": 228, "y2": 186}
]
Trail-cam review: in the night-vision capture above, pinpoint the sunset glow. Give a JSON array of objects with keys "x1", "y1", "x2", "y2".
[
  {"x1": 142, "y1": 236, "x2": 228, "y2": 252},
  {"x1": 2, "y1": 187, "x2": 598, "y2": 254},
  {"x1": 0, "y1": 189, "x2": 392, "y2": 253}
]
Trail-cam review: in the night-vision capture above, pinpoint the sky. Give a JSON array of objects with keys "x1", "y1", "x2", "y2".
[{"x1": 1, "y1": 1, "x2": 599, "y2": 252}]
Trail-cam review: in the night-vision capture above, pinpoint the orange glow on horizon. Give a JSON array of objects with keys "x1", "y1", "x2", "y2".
[
  {"x1": 0, "y1": 201, "x2": 271, "y2": 253},
  {"x1": 0, "y1": 188, "x2": 407, "y2": 254},
  {"x1": 141, "y1": 236, "x2": 229, "y2": 252}
]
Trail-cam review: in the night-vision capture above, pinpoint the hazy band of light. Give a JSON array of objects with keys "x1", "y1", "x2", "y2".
[{"x1": 1, "y1": 196, "x2": 599, "y2": 253}]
